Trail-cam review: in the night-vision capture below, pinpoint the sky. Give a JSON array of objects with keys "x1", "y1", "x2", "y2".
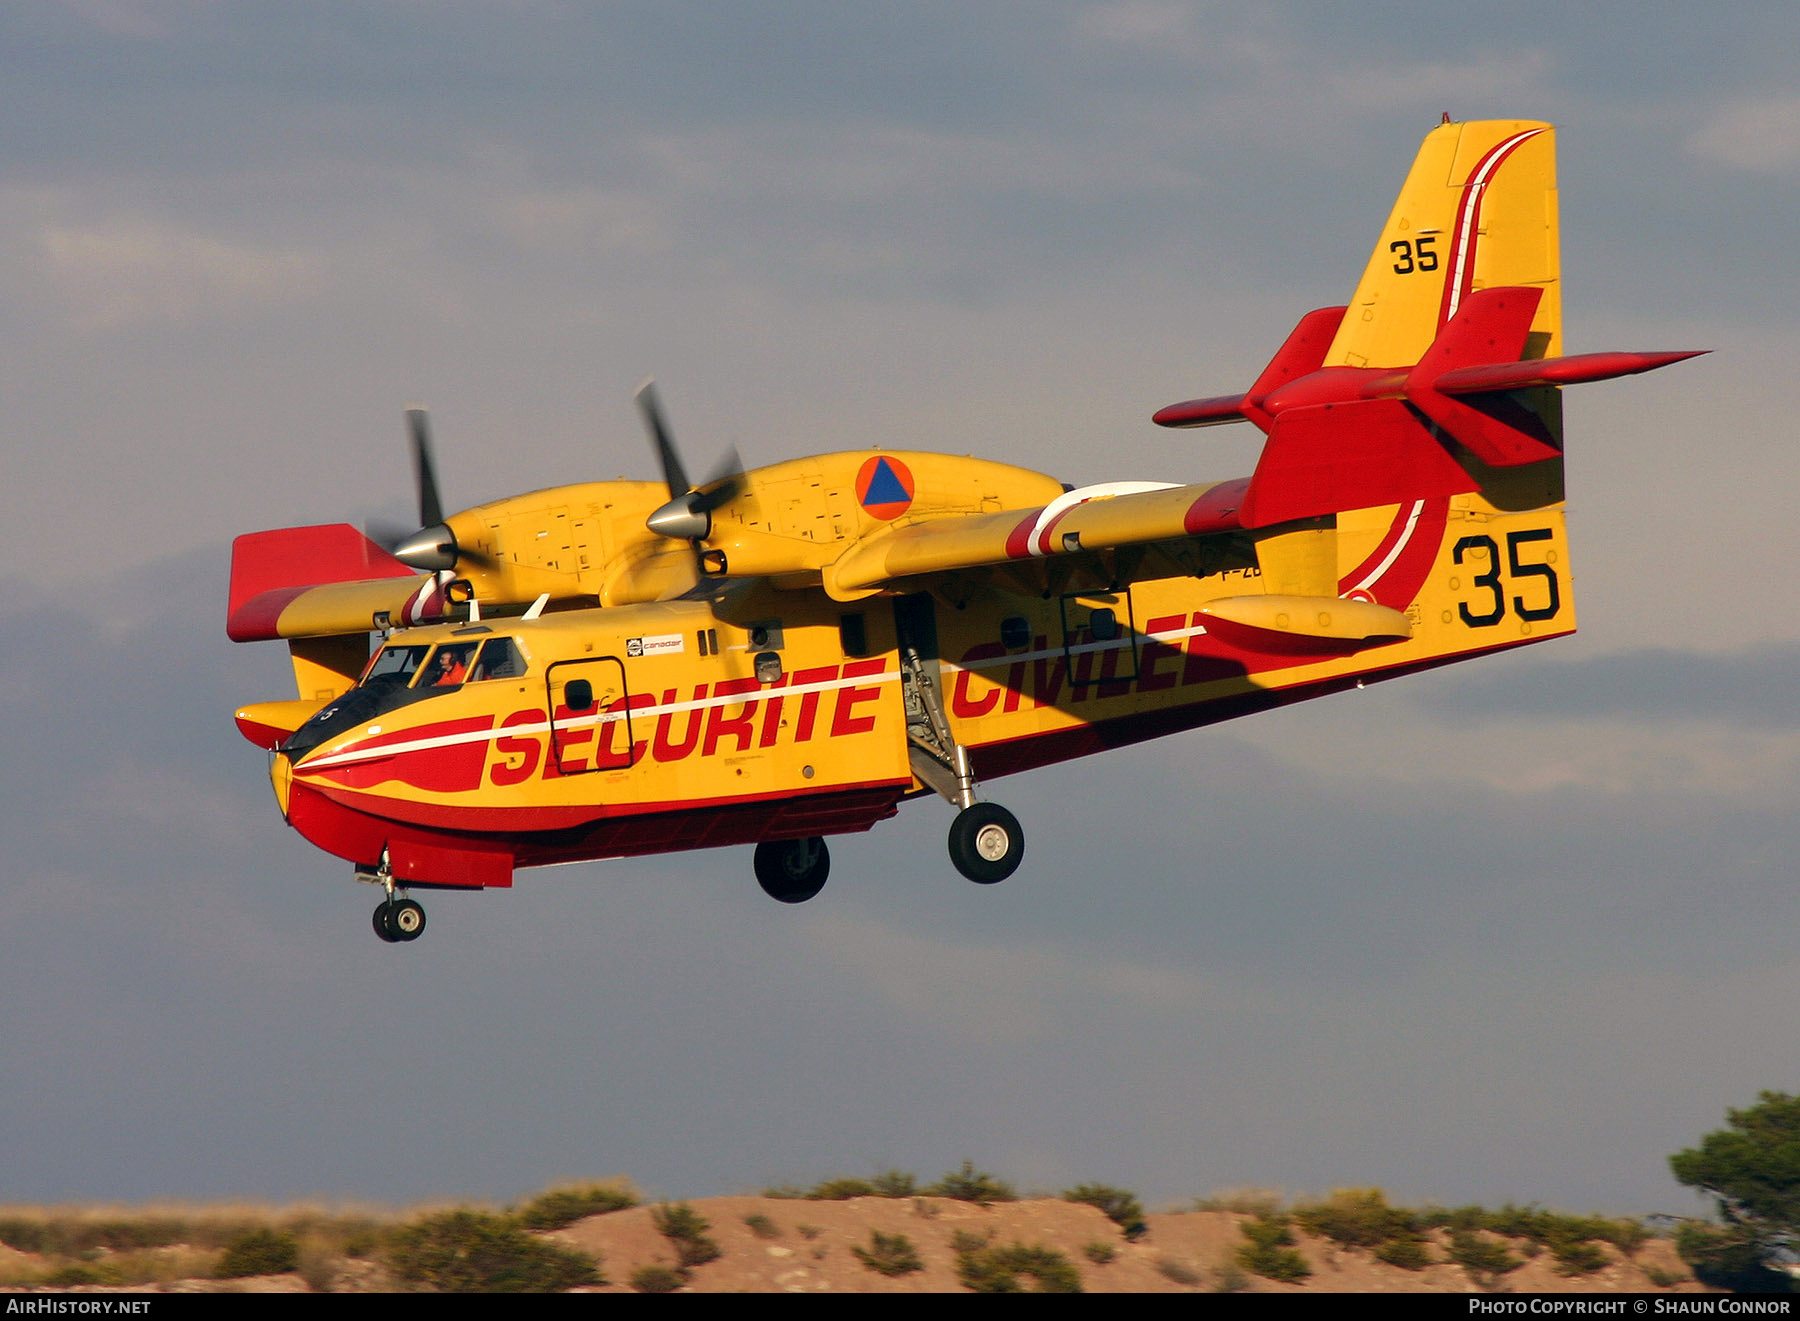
[{"x1": 4, "y1": 0, "x2": 1799, "y2": 1220}]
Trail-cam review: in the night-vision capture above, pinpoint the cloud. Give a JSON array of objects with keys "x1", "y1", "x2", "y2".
[
  {"x1": 37, "y1": 216, "x2": 328, "y2": 329},
  {"x1": 1071, "y1": 1, "x2": 1206, "y2": 50},
  {"x1": 1686, "y1": 95, "x2": 1800, "y2": 174},
  {"x1": 485, "y1": 187, "x2": 669, "y2": 252}
]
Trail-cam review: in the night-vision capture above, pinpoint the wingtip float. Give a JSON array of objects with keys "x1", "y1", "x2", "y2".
[{"x1": 228, "y1": 118, "x2": 1703, "y2": 943}]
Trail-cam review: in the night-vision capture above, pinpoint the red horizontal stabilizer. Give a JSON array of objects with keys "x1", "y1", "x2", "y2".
[
  {"x1": 1405, "y1": 287, "x2": 1559, "y2": 467},
  {"x1": 1434, "y1": 349, "x2": 1709, "y2": 394},
  {"x1": 1237, "y1": 399, "x2": 1476, "y2": 528},
  {"x1": 228, "y1": 524, "x2": 416, "y2": 641},
  {"x1": 1152, "y1": 393, "x2": 1247, "y2": 428},
  {"x1": 1154, "y1": 305, "x2": 1347, "y2": 431}
]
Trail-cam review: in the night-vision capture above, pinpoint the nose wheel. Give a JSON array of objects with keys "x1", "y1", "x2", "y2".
[
  {"x1": 948, "y1": 802, "x2": 1023, "y2": 885},
  {"x1": 754, "y1": 836, "x2": 830, "y2": 903},
  {"x1": 363, "y1": 849, "x2": 428, "y2": 943},
  {"x1": 372, "y1": 897, "x2": 427, "y2": 943}
]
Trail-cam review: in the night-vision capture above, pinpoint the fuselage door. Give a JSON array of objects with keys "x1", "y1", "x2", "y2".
[
  {"x1": 546, "y1": 656, "x2": 632, "y2": 775},
  {"x1": 1059, "y1": 589, "x2": 1140, "y2": 689}
]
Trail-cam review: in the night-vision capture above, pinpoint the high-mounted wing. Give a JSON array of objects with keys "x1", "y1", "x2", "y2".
[{"x1": 822, "y1": 478, "x2": 1248, "y2": 598}]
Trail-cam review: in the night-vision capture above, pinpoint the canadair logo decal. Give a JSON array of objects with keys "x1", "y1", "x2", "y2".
[{"x1": 856, "y1": 455, "x2": 915, "y2": 520}]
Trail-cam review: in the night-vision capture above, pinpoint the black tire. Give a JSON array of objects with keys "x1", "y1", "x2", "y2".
[
  {"x1": 753, "y1": 836, "x2": 830, "y2": 904},
  {"x1": 389, "y1": 898, "x2": 427, "y2": 941},
  {"x1": 373, "y1": 902, "x2": 399, "y2": 943},
  {"x1": 948, "y1": 803, "x2": 1023, "y2": 884}
]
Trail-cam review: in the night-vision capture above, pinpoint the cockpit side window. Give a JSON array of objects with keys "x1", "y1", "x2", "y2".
[
  {"x1": 419, "y1": 643, "x2": 479, "y2": 688},
  {"x1": 469, "y1": 637, "x2": 526, "y2": 682},
  {"x1": 365, "y1": 644, "x2": 429, "y2": 686}
]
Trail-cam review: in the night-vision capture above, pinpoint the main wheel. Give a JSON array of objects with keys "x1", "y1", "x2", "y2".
[
  {"x1": 948, "y1": 803, "x2": 1023, "y2": 884},
  {"x1": 372, "y1": 902, "x2": 399, "y2": 943},
  {"x1": 389, "y1": 898, "x2": 427, "y2": 941},
  {"x1": 754, "y1": 836, "x2": 831, "y2": 904}
]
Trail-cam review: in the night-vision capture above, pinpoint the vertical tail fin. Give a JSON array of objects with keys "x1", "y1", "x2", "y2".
[{"x1": 1329, "y1": 120, "x2": 1559, "y2": 370}]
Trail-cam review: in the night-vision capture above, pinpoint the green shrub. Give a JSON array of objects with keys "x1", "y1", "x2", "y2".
[
  {"x1": 928, "y1": 1161, "x2": 1017, "y2": 1206},
  {"x1": 1643, "y1": 1261, "x2": 1688, "y2": 1288},
  {"x1": 0, "y1": 1219, "x2": 49, "y2": 1255},
  {"x1": 386, "y1": 1210, "x2": 602, "y2": 1292},
  {"x1": 1212, "y1": 1262, "x2": 1251, "y2": 1292},
  {"x1": 808, "y1": 1178, "x2": 875, "y2": 1200},
  {"x1": 1551, "y1": 1239, "x2": 1610, "y2": 1276},
  {"x1": 216, "y1": 1227, "x2": 301, "y2": 1278},
  {"x1": 1446, "y1": 1228, "x2": 1522, "y2": 1285},
  {"x1": 630, "y1": 1263, "x2": 685, "y2": 1293},
  {"x1": 1602, "y1": 1218, "x2": 1650, "y2": 1256},
  {"x1": 1235, "y1": 1215, "x2": 1310, "y2": 1283},
  {"x1": 1154, "y1": 1255, "x2": 1200, "y2": 1285},
  {"x1": 45, "y1": 1263, "x2": 123, "y2": 1287},
  {"x1": 871, "y1": 1170, "x2": 918, "y2": 1198},
  {"x1": 743, "y1": 1214, "x2": 780, "y2": 1240},
  {"x1": 955, "y1": 1240, "x2": 1081, "y2": 1293},
  {"x1": 651, "y1": 1203, "x2": 720, "y2": 1270},
  {"x1": 1294, "y1": 1188, "x2": 1415, "y2": 1249},
  {"x1": 1062, "y1": 1183, "x2": 1147, "y2": 1240},
  {"x1": 0, "y1": 1216, "x2": 198, "y2": 1258},
  {"x1": 1373, "y1": 1233, "x2": 1432, "y2": 1270},
  {"x1": 852, "y1": 1230, "x2": 923, "y2": 1277},
  {"x1": 1195, "y1": 1189, "x2": 1283, "y2": 1217},
  {"x1": 1083, "y1": 1241, "x2": 1115, "y2": 1265},
  {"x1": 516, "y1": 1182, "x2": 636, "y2": 1230},
  {"x1": 1424, "y1": 1202, "x2": 1644, "y2": 1276}
]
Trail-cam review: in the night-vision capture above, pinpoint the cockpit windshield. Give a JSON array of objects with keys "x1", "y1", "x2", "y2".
[{"x1": 283, "y1": 637, "x2": 531, "y2": 760}]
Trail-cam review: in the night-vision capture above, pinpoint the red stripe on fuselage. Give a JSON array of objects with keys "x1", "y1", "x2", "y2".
[{"x1": 296, "y1": 715, "x2": 496, "y2": 793}]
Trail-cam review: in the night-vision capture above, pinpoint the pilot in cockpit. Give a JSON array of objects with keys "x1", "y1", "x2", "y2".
[{"x1": 428, "y1": 644, "x2": 475, "y2": 686}]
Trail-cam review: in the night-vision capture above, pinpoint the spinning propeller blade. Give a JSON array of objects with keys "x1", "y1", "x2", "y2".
[
  {"x1": 636, "y1": 380, "x2": 746, "y2": 546},
  {"x1": 368, "y1": 406, "x2": 486, "y2": 572}
]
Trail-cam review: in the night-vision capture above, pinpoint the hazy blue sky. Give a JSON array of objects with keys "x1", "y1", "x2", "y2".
[{"x1": 4, "y1": 1, "x2": 1798, "y2": 1218}]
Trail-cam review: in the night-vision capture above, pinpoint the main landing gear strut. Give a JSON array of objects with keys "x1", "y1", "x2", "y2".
[
  {"x1": 747, "y1": 651, "x2": 1025, "y2": 906},
  {"x1": 361, "y1": 850, "x2": 427, "y2": 943},
  {"x1": 902, "y1": 647, "x2": 1025, "y2": 886}
]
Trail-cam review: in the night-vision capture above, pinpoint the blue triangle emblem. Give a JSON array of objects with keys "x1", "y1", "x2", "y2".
[{"x1": 861, "y1": 458, "x2": 910, "y2": 507}]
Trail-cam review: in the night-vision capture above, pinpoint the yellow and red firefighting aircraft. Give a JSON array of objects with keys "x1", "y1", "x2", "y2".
[{"x1": 230, "y1": 118, "x2": 1700, "y2": 942}]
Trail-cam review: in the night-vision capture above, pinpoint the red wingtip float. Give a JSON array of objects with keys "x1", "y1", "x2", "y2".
[{"x1": 227, "y1": 120, "x2": 1702, "y2": 942}]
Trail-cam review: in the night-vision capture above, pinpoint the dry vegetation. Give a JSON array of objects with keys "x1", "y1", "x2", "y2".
[{"x1": 0, "y1": 1173, "x2": 1717, "y2": 1294}]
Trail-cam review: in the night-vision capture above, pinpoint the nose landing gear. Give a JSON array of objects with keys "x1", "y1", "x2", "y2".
[
  {"x1": 373, "y1": 897, "x2": 427, "y2": 943},
  {"x1": 362, "y1": 849, "x2": 427, "y2": 943}
]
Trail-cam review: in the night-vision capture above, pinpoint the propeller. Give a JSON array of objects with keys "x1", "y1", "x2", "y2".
[
  {"x1": 369, "y1": 407, "x2": 479, "y2": 572},
  {"x1": 636, "y1": 380, "x2": 744, "y2": 546}
]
